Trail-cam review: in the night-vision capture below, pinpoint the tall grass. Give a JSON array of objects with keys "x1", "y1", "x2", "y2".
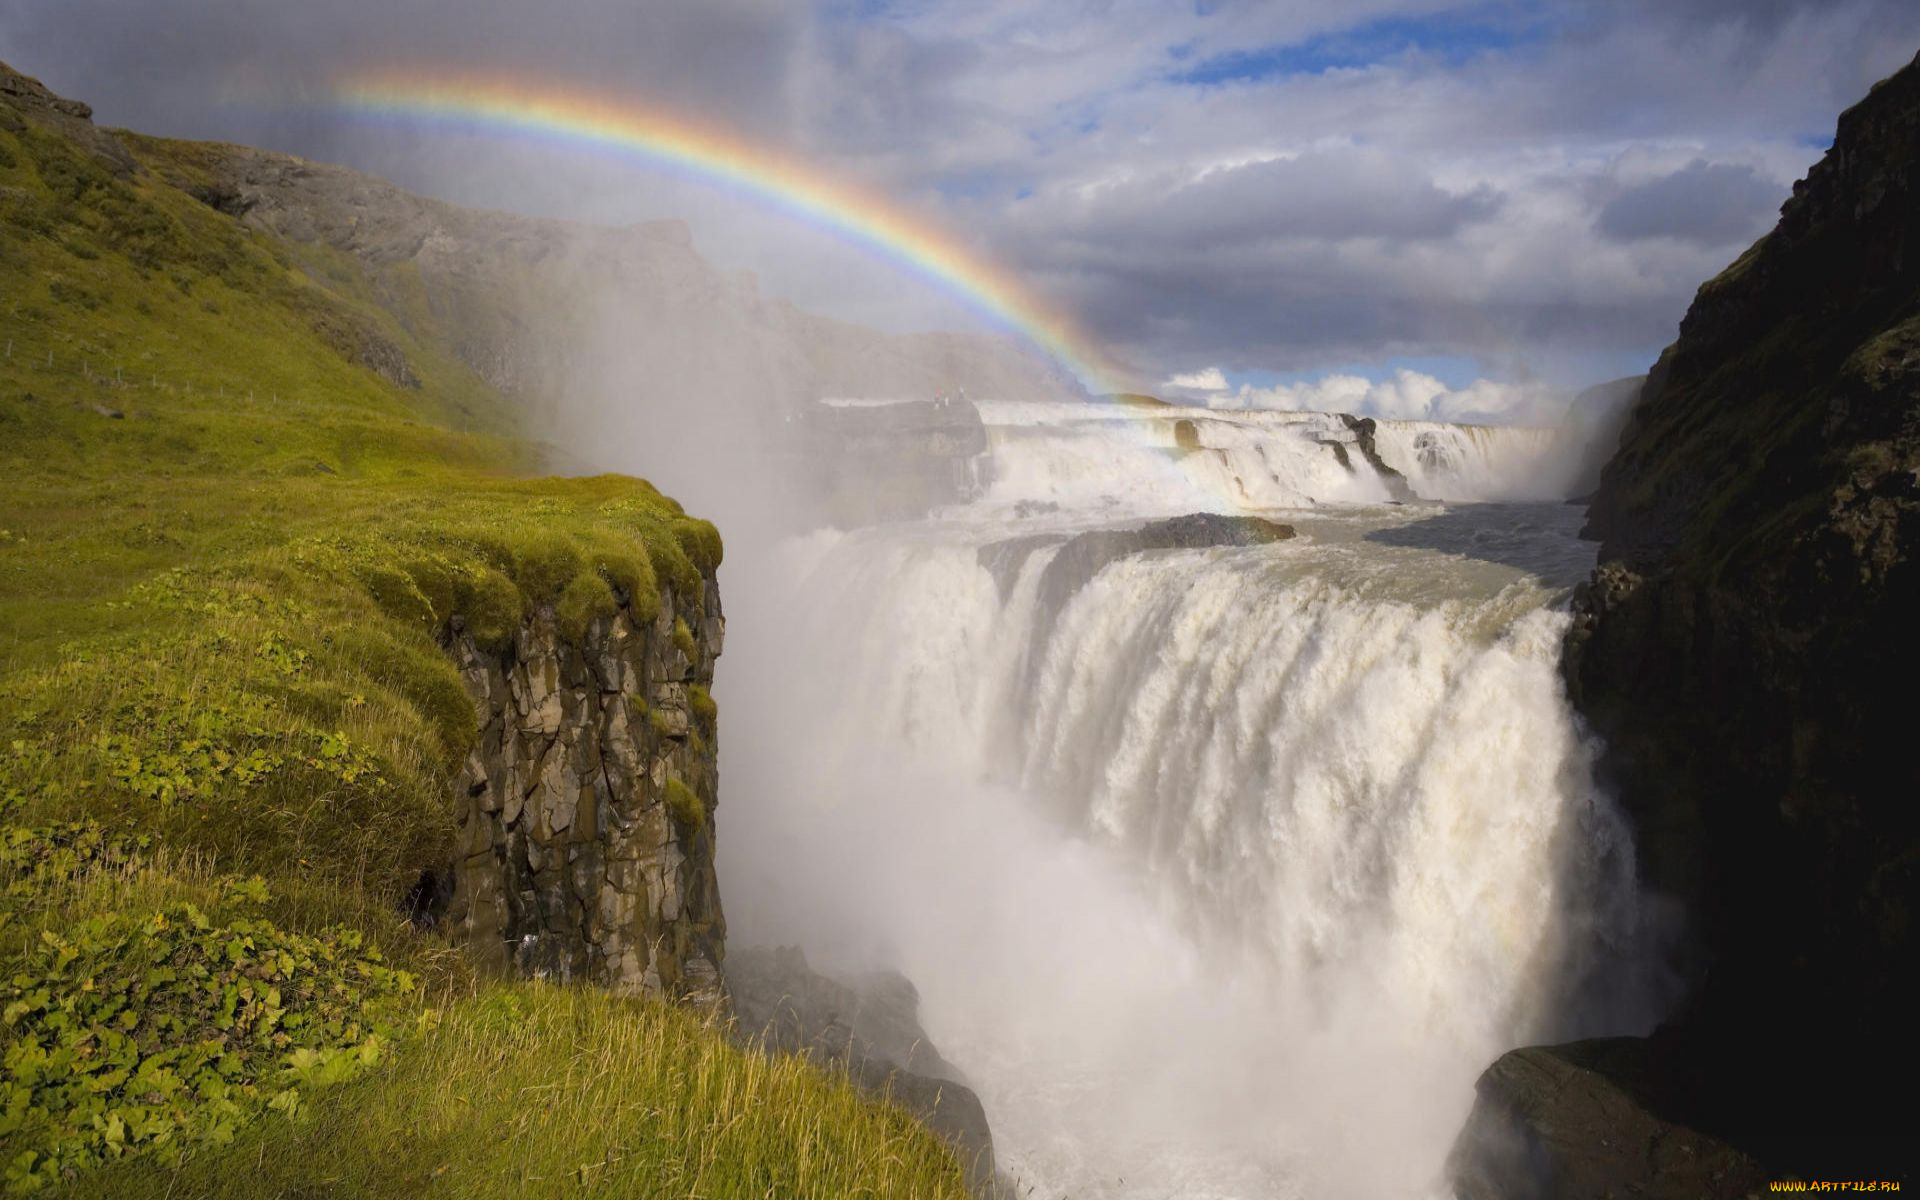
[{"x1": 73, "y1": 982, "x2": 973, "y2": 1200}]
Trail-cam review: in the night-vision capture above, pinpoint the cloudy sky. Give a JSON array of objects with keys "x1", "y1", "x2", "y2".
[{"x1": 4, "y1": 1, "x2": 1915, "y2": 417}]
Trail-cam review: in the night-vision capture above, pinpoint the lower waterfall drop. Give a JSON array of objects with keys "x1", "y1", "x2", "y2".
[{"x1": 719, "y1": 405, "x2": 1661, "y2": 1200}]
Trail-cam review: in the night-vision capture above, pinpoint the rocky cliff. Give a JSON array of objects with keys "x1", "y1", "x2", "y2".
[
  {"x1": 434, "y1": 565, "x2": 728, "y2": 1008},
  {"x1": 1454, "y1": 50, "x2": 1920, "y2": 1192}
]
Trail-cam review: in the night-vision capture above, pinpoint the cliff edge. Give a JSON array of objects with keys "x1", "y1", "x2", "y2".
[{"x1": 1454, "y1": 49, "x2": 1920, "y2": 1193}]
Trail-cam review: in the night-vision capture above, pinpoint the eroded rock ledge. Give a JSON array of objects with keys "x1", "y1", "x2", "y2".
[{"x1": 438, "y1": 572, "x2": 727, "y2": 1008}]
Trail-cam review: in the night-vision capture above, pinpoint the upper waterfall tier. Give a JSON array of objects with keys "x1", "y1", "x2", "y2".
[{"x1": 806, "y1": 398, "x2": 1599, "y2": 524}]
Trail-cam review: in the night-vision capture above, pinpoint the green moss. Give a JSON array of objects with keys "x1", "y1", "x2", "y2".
[
  {"x1": 648, "y1": 708, "x2": 677, "y2": 739},
  {"x1": 402, "y1": 555, "x2": 458, "y2": 625},
  {"x1": 361, "y1": 562, "x2": 435, "y2": 628},
  {"x1": 585, "y1": 539, "x2": 660, "y2": 624},
  {"x1": 671, "y1": 516, "x2": 724, "y2": 575},
  {"x1": 639, "y1": 523, "x2": 703, "y2": 614},
  {"x1": 554, "y1": 570, "x2": 617, "y2": 644},
  {"x1": 509, "y1": 531, "x2": 590, "y2": 603},
  {"x1": 664, "y1": 777, "x2": 705, "y2": 829},
  {"x1": 454, "y1": 566, "x2": 524, "y2": 651},
  {"x1": 672, "y1": 616, "x2": 698, "y2": 663},
  {"x1": 688, "y1": 684, "x2": 717, "y2": 738}
]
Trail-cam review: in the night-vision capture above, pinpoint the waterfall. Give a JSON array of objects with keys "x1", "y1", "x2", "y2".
[
  {"x1": 963, "y1": 400, "x2": 1587, "y2": 514},
  {"x1": 716, "y1": 402, "x2": 1660, "y2": 1199},
  {"x1": 1370, "y1": 419, "x2": 1577, "y2": 502}
]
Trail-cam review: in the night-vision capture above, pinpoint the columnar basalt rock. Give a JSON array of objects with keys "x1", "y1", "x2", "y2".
[{"x1": 441, "y1": 575, "x2": 727, "y2": 1009}]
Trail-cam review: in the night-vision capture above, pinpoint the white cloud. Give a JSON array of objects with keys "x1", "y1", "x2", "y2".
[
  {"x1": 5, "y1": 0, "x2": 1913, "y2": 398},
  {"x1": 1165, "y1": 367, "x2": 1228, "y2": 392}
]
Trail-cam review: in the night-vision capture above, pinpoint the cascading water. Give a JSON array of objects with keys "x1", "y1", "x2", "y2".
[{"x1": 717, "y1": 398, "x2": 1662, "y2": 1199}]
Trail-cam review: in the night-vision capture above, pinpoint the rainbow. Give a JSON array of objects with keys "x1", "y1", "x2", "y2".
[{"x1": 333, "y1": 71, "x2": 1123, "y2": 392}]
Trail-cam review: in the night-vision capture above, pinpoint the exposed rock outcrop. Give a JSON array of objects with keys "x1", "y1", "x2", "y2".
[
  {"x1": 1338, "y1": 412, "x2": 1416, "y2": 501},
  {"x1": 727, "y1": 946, "x2": 1000, "y2": 1195},
  {"x1": 0, "y1": 63, "x2": 136, "y2": 176},
  {"x1": 439, "y1": 572, "x2": 727, "y2": 1009},
  {"x1": 1456, "y1": 50, "x2": 1920, "y2": 1192}
]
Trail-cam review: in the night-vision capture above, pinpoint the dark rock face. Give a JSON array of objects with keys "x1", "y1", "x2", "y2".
[
  {"x1": 726, "y1": 946, "x2": 999, "y2": 1195},
  {"x1": 442, "y1": 573, "x2": 727, "y2": 1010},
  {"x1": 1457, "y1": 51, "x2": 1920, "y2": 1191}
]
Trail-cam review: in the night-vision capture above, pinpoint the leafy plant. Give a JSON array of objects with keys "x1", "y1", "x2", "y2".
[{"x1": 0, "y1": 891, "x2": 417, "y2": 1193}]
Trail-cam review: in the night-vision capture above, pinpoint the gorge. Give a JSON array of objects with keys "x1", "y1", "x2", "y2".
[{"x1": 2, "y1": 34, "x2": 1915, "y2": 1200}]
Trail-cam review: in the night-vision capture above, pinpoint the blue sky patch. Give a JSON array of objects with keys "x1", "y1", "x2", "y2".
[{"x1": 1172, "y1": 5, "x2": 1547, "y2": 86}]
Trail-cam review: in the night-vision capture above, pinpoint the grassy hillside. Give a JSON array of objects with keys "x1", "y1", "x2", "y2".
[{"x1": 0, "y1": 68, "x2": 969, "y2": 1197}]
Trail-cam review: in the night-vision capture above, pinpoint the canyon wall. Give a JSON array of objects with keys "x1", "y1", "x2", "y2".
[{"x1": 1455, "y1": 49, "x2": 1920, "y2": 1194}]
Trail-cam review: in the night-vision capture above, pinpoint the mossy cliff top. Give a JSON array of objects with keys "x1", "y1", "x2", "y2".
[{"x1": 0, "y1": 60, "x2": 969, "y2": 1197}]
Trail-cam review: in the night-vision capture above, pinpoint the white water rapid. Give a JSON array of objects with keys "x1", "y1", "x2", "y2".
[{"x1": 716, "y1": 398, "x2": 1661, "y2": 1200}]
